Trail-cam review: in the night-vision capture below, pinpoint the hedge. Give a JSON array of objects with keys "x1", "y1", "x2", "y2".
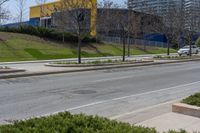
[
  {"x1": 0, "y1": 112, "x2": 187, "y2": 133},
  {"x1": 0, "y1": 26, "x2": 97, "y2": 43},
  {"x1": 0, "y1": 112, "x2": 156, "y2": 133}
]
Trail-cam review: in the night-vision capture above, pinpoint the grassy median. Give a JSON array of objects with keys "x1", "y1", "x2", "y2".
[{"x1": 0, "y1": 32, "x2": 176, "y2": 62}]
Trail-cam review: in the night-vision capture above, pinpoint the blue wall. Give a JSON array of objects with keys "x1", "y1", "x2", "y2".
[
  {"x1": 143, "y1": 33, "x2": 167, "y2": 43},
  {"x1": 1, "y1": 18, "x2": 40, "y2": 28}
]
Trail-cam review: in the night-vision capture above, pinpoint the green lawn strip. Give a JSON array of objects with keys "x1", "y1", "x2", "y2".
[
  {"x1": 0, "y1": 32, "x2": 177, "y2": 62},
  {"x1": 53, "y1": 59, "x2": 140, "y2": 65},
  {"x1": 182, "y1": 93, "x2": 200, "y2": 107},
  {"x1": 0, "y1": 112, "x2": 185, "y2": 133}
]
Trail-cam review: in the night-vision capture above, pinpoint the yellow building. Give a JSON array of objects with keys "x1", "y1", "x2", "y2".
[{"x1": 30, "y1": 0, "x2": 97, "y2": 36}]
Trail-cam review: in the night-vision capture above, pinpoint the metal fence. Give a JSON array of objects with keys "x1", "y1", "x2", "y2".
[{"x1": 99, "y1": 36, "x2": 168, "y2": 48}]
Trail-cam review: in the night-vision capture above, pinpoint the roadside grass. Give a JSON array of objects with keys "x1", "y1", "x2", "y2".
[
  {"x1": 0, "y1": 32, "x2": 176, "y2": 62},
  {"x1": 0, "y1": 112, "x2": 186, "y2": 133},
  {"x1": 53, "y1": 59, "x2": 144, "y2": 65},
  {"x1": 182, "y1": 93, "x2": 200, "y2": 107}
]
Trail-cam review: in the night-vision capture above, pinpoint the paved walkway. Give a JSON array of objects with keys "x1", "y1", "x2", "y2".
[
  {"x1": 112, "y1": 99, "x2": 200, "y2": 133},
  {"x1": 137, "y1": 112, "x2": 200, "y2": 133}
]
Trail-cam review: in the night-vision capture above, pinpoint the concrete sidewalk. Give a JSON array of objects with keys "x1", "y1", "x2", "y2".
[
  {"x1": 137, "y1": 112, "x2": 200, "y2": 133},
  {"x1": 111, "y1": 99, "x2": 200, "y2": 133}
]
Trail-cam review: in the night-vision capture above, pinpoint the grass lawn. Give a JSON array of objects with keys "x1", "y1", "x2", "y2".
[
  {"x1": 182, "y1": 93, "x2": 200, "y2": 107},
  {"x1": 0, "y1": 32, "x2": 176, "y2": 62},
  {"x1": 0, "y1": 112, "x2": 186, "y2": 133}
]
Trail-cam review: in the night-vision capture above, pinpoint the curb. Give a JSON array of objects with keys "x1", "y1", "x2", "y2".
[
  {"x1": 0, "y1": 58, "x2": 200, "y2": 79},
  {"x1": 0, "y1": 69, "x2": 25, "y2": 74},
  {"x1": 45, "y1": 61, "x2": 153, "y2": 67},
  {"x1": 172, "y1": 103, "x2": 200, "y2": 118}
]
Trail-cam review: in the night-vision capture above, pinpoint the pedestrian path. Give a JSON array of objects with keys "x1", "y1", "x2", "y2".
[{"x1": 137, "y1": 112, "x2": 200, "y2": 133}]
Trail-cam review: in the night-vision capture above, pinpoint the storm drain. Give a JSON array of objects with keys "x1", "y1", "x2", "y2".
[{"x1": 72, "y1": 90, "x2": 97, "y2": 94}]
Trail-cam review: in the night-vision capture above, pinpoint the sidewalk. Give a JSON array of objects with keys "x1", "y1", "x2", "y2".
[
  {"x1": 111, "y1": 99, "x2": 200, "y2": 133},
  {"x1": 137, "y1": 112, "x2": 200, "y2": 133}
]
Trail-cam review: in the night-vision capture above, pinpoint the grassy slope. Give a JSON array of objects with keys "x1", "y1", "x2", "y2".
[{"x1": 0, "y1": 32, "x2": 176, "y2": 62}]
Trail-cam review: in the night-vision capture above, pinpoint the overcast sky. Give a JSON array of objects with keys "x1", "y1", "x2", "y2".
[{"x1": 4, "y1": 0, "x2": 123, "y2": 23}]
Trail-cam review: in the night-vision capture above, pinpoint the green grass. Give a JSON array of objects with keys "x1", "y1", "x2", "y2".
[
  {"x1": 54, "y1": 59, "x2": 141, "y2": 65},
  {"x1": 182, "y1": 93, "x2": 200, "y2": 107},
  {"x1": 0, "y1": 112, "x2": 186, "y2": 133},
  {"x1": 0, "y1": 32, "x2": 176, "y2": 62}
]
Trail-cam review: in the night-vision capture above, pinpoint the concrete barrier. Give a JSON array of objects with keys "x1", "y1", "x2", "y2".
[{"x1": 172, "y1": 103, "x2": 200, "y2": 118}]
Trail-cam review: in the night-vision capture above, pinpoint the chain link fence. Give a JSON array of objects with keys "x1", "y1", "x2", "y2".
[{"x1": 99, "y1": 36, "x2": 168, "y2": 48}]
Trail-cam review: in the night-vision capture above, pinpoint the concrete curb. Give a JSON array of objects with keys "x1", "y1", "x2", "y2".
[
  {"x1": 172, "y1": 103, "x2": 200, "y2": 118},
  {"x1": 45, "y1": 61, "x2": 153, "y2": 67},
  {"x1": 0, "y1": 58, "x2": 200, "y2": 79},
  {"x1": 0, "y1": 69, "x2": 25, "y2": 74}
]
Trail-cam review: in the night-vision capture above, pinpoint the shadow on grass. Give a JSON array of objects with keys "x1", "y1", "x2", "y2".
[{"x1": 24, "y1": 48, "x2": 74, "y2": 60}]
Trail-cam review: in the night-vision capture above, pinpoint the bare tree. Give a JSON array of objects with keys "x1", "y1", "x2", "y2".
[
  {"x1": 184, "y1": 8, "x2": 200, "y2": 56},
  {"x1": 0, "y1": 0, "x2": 9, "y2": 25},
  {"x1": 150, "y1": 5, "x2": 183, "y2": 55},
  {"x1": 0, "y1": 0, "x2": 9, "y2": 6},
  {"x1": 111, "y1": 9, "x2": 129, "y2": 61},
  {"x1": 97, "y1": 1, "x2": 128, "y2": 61},
  {"x1": 15, "y1": 0, "x2": 27, "y2": 24},
  {"x1": 126, "y1": 10, "x2": 142, "y2": 56},
  {"x1": 54, "y1": 0, "x2": 94, "y2": 64},
  {"x1": 97, "y1": 0, "x2": 120, "y2": 37},
  {"x1": 98, "y1": 0, "x2": 119, "y2": 8}
]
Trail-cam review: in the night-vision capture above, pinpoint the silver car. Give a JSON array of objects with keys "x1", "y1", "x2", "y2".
[{"x1": 178, "y1": 45, "x2": 199, "y2": 56}]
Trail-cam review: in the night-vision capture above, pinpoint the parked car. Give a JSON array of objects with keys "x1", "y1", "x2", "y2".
[{"x1": 178, "y1": 45, "x2": 199, "y2": 56}]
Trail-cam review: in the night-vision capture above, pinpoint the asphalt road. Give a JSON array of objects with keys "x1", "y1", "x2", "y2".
[{"x1": 0, "y1": 61, "x2": 200, "y2": 124}]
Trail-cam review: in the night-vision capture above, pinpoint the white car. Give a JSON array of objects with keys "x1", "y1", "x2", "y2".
[{"x1": 178, "y1": 45, "x2": 199, "y2": 56}]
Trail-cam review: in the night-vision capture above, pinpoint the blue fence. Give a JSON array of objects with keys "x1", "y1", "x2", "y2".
[{"x1": 100, "y1": 36, "x2": 168, "y2": 48}]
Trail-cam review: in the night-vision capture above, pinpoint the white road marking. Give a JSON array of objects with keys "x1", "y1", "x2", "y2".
[
  {"x1": 109, "y1": 99, "x2": 180, "y2": 120},
  {"x1": 94, "y1": 75, "x2": 134, "y2": 83},
  {"x1": 47, "y1": 80, "x2": 200, "y2": 116}
]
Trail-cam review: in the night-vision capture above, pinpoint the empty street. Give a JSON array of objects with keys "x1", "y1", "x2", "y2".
[{"x1": 0, "y1": 61, "x2": 200, "y2": 124}]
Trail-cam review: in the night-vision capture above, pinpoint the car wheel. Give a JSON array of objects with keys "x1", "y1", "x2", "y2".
[{"x1": 196, "y1": 51, "x2": 199, "y2": 54}]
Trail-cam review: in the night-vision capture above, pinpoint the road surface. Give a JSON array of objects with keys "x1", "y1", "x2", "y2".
[{"x1": 0, "y1": 61, "x2": 200, "y2": 124}]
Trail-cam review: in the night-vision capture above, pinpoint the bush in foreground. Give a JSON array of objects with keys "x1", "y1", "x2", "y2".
[
  {"x1": 182, "y1": 93, "x2": 200, "y2": 107},
  {"x1": 0, "y1": 112, "x2": 187, "y2": 133}
]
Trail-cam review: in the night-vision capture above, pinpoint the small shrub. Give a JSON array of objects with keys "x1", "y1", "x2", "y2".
[{"x1": 182, "y1": 93, "x2": 200, "y2": 107}]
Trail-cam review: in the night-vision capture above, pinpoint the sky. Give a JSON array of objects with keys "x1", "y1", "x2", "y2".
[{"x1": 3, "y1": 0, "x2": 123, "y2": 23}]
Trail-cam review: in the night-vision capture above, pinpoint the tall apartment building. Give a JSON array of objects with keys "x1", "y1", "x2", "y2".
[
  {"x1": 128, "y1": 0, "x2": 185, "y2": 16},
  {"x1": 128, "y1": 0, "x2": 200, "y2": 31}
]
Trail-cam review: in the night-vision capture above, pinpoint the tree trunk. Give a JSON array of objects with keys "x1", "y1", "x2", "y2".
[
  {"x1": 127, "y1": 35, "x2": 130, "y2": 57},
  {"x1": 78, "y1": 36, "x2": 81, "y2": 64},
  {"x1": 62, "y1": 33, "x2": 65, "y2": 43},
  {"x1": 167, "y1": 40, "x2": 170, "y2": 56},
  {"x1": 189, "y1": 41, "x2": 192, "y2": 57},
  {"x1": 122, "y1": 36, "x2": 126, "y2": 62}
]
